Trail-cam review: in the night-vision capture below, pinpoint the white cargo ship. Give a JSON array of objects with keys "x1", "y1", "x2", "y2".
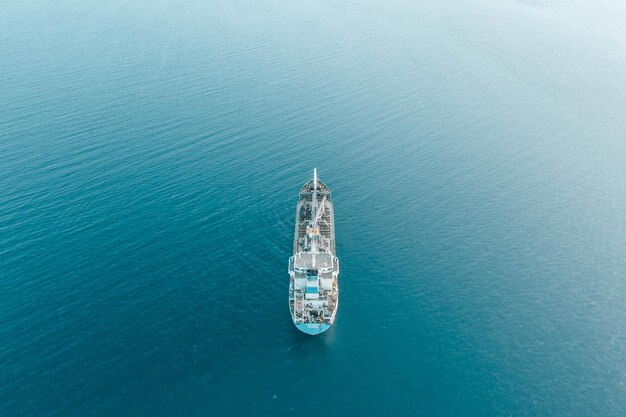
[{"x1": 288, "y1": 169, "x2": 339, "y2": 335}]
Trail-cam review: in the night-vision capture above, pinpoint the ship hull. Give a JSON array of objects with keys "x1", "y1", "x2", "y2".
[
  {"x1": 288, "y1": 169, "x2": 339, "y2": 335},
  {"x1": 296, "y1": 323, "x2": 331, "y2": 335}
]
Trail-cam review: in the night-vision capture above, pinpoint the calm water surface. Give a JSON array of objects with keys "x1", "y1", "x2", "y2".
[{"x1": 1, "y1": 1, "x2": 625, "y2": 416}]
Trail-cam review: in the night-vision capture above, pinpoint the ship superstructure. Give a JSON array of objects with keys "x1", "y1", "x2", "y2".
[{"x1": 288, "y1": 169, "x2": 339, "y2": 335}]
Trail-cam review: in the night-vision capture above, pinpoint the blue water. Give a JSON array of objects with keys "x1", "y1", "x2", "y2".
[{"x1": 1, "y1": 1, "x2": 625, "y2": 416}]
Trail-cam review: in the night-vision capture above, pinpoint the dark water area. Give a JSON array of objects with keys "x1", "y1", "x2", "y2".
[{"x1": 1, "y1": 1, "x2": 625, "y2": 415}]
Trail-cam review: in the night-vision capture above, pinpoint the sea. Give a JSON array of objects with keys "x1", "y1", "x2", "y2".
[{"x1": 1, "y1": 1, "x2": 625, "y2": 416}]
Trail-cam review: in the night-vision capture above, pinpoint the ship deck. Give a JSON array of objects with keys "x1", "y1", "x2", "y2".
[{"x1": 288, "y1": 171, "x2": 339, "y2": 334}]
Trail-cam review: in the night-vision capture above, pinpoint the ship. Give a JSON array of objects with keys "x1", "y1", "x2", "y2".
[{"x1": 288, "y1": 168, "x2": 339, "y2": 335}]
